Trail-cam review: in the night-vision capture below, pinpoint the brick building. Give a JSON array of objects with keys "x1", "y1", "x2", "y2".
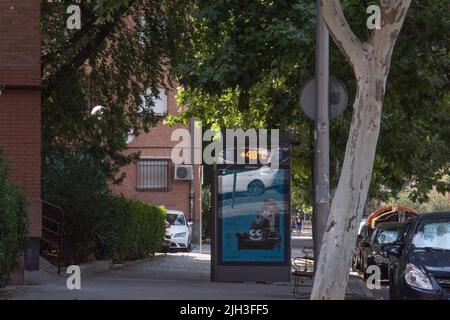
[
  {"x1": 0, "y1": 1, "x2": 42, "y2": 283},
  {"x1": 110, "y1": 87, "x2": 203, "y2": 243}
]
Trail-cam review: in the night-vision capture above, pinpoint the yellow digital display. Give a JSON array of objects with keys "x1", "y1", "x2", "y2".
[{"x1": 239, "y1": 150, "x2": 268, "y2": 160}]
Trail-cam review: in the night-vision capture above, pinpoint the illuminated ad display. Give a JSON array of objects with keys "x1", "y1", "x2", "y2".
[{"x1": 216, "y1": 147, "x2": 290, "y2": 265}]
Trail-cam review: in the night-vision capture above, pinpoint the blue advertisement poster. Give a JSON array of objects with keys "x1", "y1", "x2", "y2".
[{"x1": 218, "y1": 165, "x2": 289, "y2": 264}]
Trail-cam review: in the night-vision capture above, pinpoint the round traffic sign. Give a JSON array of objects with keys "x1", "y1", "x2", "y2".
[{"x1": 299, "y1": 77, "x2": 349, "y2": 121}]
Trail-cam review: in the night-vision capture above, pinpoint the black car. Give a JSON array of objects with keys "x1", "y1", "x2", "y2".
[
  {"x1": 386, "y1": 212, "x2": 450, "y2": 300},
  {"x1": 353, "y1": 224, "x2": 372, "y2": 272},
  {"x1": 357, "y1": 222, "x2": 404, "y2": 279}
]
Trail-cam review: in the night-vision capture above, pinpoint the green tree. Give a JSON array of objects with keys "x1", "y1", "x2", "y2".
[
  {"x1": 170, "y1": 0, "x2": 449, "y2": 299},
  {"x1": 388, "y1": 176, "x2": 450, "y2": 213},
  {"x1": 42, "y1": 0, "x2": 193, "y2": 180},
  {"x1": 170, "y1": 0, "x2": 450, "y2": 210},
  {"x1": 39, "y1": 1, "x2": 193, "y2": 265}
]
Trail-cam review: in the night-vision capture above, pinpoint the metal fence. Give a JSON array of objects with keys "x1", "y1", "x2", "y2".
[{"x1": 40, "y1": 200, "x2": 64, "y2": 274}]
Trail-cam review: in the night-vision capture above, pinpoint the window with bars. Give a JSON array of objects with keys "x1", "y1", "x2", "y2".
[{"x1": 137, "y1": 159, "x2": 169, "y2": 191}]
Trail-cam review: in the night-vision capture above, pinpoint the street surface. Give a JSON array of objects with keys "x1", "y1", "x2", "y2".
[{"x1": 3, "y1": 229, "x2": 373, "y2": 300}]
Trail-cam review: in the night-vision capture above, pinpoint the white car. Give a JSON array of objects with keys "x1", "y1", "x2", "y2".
[
  {"x1": 218, "y1": 165, "x2": 285, "y2": 195},
  {"x1": 166, "y1": 210, "x2": 193, "y2": 251}
]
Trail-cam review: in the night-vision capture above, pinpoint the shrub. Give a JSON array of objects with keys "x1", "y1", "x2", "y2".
[
  {"x1": 201, "y1": 186, "x2": 212, "y2": 239},
  {"x1": 110, "y1": 197, "x2": 166, "y2": 262},
  {"x1": 42, "y1": 150, "x2": 166, "y2": 264},
  {"x1": 42, "y1": 151, "x2": 114, "y2": 264},
  {"x1": 0, "y1": 151, "x2": 28, "y2": 287}
]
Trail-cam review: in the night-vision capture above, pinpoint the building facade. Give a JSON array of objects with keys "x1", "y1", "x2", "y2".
[
  {"x1": 110, "y1": 87, "x2": 202, "y2": 243},
  {"x1": 0, "y1": 0, "x2": 42, "y2": 283}
]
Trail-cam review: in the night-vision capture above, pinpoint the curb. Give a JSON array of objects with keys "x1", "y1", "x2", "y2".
[
  {"x1": 347, "y1": 275, "x2": 376, "y2": 300},
  {"x1": 112, "y1": 254, "x2": 165, "y2": 269},
  {"x1": 0, "y1": 286, "x2": 25, "y2": 300},
  {"x1": 77, "y1": 259, "x2": 113, "y2": 276}
]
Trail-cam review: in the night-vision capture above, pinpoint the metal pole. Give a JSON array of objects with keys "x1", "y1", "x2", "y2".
[
  {"x1": 189, "y1": 119, "x2": 197, "y2": 249},
  {"x1": 199, "y1": 165, "x2": 203, "y2": 254},
  {"x1": 313, "y1": 0, "x2": 330, "y2": 264}
]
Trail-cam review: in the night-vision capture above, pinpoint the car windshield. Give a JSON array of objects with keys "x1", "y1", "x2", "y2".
[
  {"x1": 374, "y1": 229, "x2": 399, "y2": 244},
  {"x1": 412, "y1": 221, "x2": 450, "y2": 250},
  {"x1": 167, "y1": 213, "x2": 186, "y2": 226}
]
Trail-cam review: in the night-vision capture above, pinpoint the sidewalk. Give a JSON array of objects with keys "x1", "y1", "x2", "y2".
[
  {"x1": 289, "y1": 274, "x2": 374, "y2": 300},
  {"x1": 3, "y1": 243, "x2": 374, "y2": 300}
]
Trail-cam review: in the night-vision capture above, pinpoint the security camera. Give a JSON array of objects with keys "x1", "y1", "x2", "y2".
[{"x1": 0, "y1": 84, "x2": 5, "y2": 95}]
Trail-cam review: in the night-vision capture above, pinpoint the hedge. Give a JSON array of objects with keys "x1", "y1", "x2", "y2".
[
  {"x1": 0, "y1": 151, "x2": 28, "y2": 287},
  {"x1": 43, "y1": 151, "x2": 166, "y2": 265},
  {"x1": 110, "y1": 197, "x2": 166, "y2": 262},
  {"x1": 201, "y1": 186, "x2": 212, "y2": 239}
]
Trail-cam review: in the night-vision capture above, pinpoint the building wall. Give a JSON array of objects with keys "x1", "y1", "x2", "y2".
[
  {"x1": 0, "y1": 0, "x2": 42, "y2": 283},
  {"x1": 110, "y1": 87, "x2": 202, "y2": 241}
]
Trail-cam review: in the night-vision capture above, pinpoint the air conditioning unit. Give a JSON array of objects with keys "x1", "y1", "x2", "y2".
[{"x1": 174, "y1": 165, "x2": 194, "y2": 181}]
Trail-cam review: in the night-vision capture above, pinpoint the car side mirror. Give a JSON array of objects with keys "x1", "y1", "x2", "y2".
[{"x1": 385, "y1": 245, "x2": 403, "y2": 257}]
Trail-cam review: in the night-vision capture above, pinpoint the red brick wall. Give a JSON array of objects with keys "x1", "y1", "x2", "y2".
[
  {"x1": 110, "y1": 87, "x2": 202, "y2": 233},
  {"x1": 0, "y1": 1, "x2": 42, "y2": 240}
]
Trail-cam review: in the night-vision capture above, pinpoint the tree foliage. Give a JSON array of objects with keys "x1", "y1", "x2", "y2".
[
  {"x1": 0, "y1": 150, "x2": 28, "y2": 287},
  {"x1": 42, "y1": 150, "x2": 165, "y2": 264},
  {"x1": 42, "y1": 0, "x2": 193, "y2": 180},
  {"x1": 388, "y1": 180, "x2": 450, "y2": 214},
  {"x1": 171, "y1": 0, "x2": 450, "y2": 207}
]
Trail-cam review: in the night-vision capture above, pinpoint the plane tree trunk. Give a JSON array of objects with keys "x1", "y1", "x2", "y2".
[{"x1": 311, "y1": 0, "x2": 412, "y2": 300}]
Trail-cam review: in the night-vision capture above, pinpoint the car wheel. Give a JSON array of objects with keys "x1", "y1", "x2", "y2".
[
  {"x1": 356, "y1": 255, "x2": 362, "y2": 272},
  {"x1": 247, "y1": 180, "x2": 265, "y2": 196},
  {"x1": 351, "y1": 254, "x2": 358, "y2": 271},
  {"x1": 362, "y1": 260, "x2": 369, "y2": 280}
]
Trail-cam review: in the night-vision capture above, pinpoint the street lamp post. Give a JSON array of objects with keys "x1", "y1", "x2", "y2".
[{"x1": 313, "y1": 0, "x2": 330, "y2": 265}]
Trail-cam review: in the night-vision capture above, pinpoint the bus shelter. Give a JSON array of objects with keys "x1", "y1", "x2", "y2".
[{"x1": 211, "y1": 132, "x2": 291, "y2": 282}]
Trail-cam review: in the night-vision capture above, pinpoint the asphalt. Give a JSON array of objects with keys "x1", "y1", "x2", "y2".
[{"x1": 2, "y1": 231, "x2": 374, "y2": 300}]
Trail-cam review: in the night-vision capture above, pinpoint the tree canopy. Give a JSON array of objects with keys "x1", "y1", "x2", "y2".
[
  {"x1": 170, "y1": 0, "x2": 450, "y2": 209},
  {"x1": 41, "y1": 0, "x2": 193, "y2": 180}
]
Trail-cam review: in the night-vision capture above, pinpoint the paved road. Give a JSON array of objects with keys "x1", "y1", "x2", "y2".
[
  {"x1": 4, "y1": 232, "x2": 372, "y2": 300},
  {"x1": 352, "y1": 271, "x2": 390, "y2": 300},
  {"x1": 370, "y1": 283, "x2": 390, "y2": 300},
  {"x1": 291, "y1": 229, "x2": 313, "y2": 250},
  {"x1": 6, "y1": 251, "x2": 296, "y2": 300}
]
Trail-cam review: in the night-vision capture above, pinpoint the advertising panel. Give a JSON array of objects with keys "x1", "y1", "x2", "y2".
[{"x1": 216, "y1": 147, "x2": 290, "y2": 266}]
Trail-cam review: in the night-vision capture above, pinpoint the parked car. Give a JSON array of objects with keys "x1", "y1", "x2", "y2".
[
  {"x1": 386, "y1": 212, "x2": 450, "y2": 300},
  {"x1": 165, "y1": 210, "x2": 193, "y2": 252},
  {"x1": 353, "y1": 205, "x2": 418, "y2": 273},
  {"x1": 218, "y1": 165, "x2": 285, "y2": 196},
  {"x1": 162, "y1": 220, "x2": 171, "y2": 252},
  {"x1": 353, "y1": 224, "x2": 375, "y2": 272},
  {"x1": 356, "y1": 222, "x2": 404, "y2": 279}
]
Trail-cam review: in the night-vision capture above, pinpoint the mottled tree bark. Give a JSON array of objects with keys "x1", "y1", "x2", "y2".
[{"x1": 311, "y1": 0, "x2": 411, "y2": 300}]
